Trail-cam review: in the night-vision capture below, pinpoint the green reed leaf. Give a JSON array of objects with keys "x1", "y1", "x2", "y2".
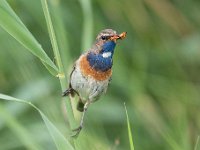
[
  {"x1": 0, "y1": 93, "x2": 74, "y2": 150},
  {"x1": 0, "y1": 0, "x2": 58, "y2": 75}
]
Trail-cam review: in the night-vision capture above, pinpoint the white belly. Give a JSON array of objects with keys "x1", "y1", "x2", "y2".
[{"x1": 70, "y1": 64, "x2": 110, "y2": 103}]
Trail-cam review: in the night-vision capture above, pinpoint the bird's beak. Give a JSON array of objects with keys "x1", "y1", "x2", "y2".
[{"x1": 110, "y1": 32, "x2": 127, "y2": 42}]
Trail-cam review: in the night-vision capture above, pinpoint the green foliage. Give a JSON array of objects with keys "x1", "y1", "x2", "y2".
[
  {"x1": 0, "y1": 0, "x2": 58, "y2": 75},
  {"x1": 0, "y1": 93, "x2": 74, "y2": 150},
  {"x1": 0, "y1": 0, "x2": 200, "y2": 149},
  {"x1": 124, "y1": 103, "x2": 135, "y2": 150}
]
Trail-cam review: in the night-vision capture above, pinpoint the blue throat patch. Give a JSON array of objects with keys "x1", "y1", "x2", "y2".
[{"x1": 87, "y1": 41, "x2": 116, "y2": 72}]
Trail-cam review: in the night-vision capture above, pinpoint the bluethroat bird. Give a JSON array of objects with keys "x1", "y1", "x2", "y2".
[{"x1": 62, "y1": 29, "x2": 127, "y2": 136}]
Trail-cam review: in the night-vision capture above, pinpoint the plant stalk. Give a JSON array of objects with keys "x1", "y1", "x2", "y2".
[{"x1": 40, "y1": 0, "x2": 77, "y2": 142}]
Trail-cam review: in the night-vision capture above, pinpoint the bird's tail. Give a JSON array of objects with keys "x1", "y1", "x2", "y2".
[{"x1": 77, "y1": 100, "x2": 84, "y2": 112}]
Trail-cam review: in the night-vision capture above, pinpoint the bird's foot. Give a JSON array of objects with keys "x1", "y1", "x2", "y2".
[
  {"x1": 71, "y1": 126, "x2": 82, "y2": 137},
  {"x1": 62, "y1": 88, "x2": 74, "y2": 97}
]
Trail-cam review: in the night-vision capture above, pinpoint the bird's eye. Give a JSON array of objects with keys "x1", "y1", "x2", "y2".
[{"x1": 101, "y1": 36, "x2": 107, "y2": 40}]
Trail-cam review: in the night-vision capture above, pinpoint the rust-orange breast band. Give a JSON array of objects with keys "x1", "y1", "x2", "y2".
[{"x1": 79, "y1": 55, "x2": 112, "y2": 81}]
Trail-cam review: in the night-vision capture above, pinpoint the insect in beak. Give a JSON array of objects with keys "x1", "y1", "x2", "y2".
[
  {"x1": 110, "y1": 32, "x2": 127, "y2": 42},
  {"x1": 118, "y1": 32, "x2": 127, "y2": 40}
]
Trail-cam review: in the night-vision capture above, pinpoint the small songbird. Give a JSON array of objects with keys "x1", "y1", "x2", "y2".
[{"x1": 62, "y1": 29, "x2": 126, "y2": 136}]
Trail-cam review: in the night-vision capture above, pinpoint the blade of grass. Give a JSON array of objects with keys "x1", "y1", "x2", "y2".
[
  {"x1": 40, "y1": 0, "x2": 76, "y2": 128},
  {"x1": 0, "y1": 93, "x2": 74, "y2": 150},
  {"x1": 47, "y1": 0, "x2": 72, "y2": 72},
  {"x1": 124, "y1": 103, "x2": 135, "y2": 150},
  {"x1": 40, "y1": 0, "x2": 81, "y2": 148},
  {"x1": 195, "y1": 136, "x2": 200, "y2": 150},
  {"x1": 0, "y1": 104, "x2": 41, "y2": 150},
  {"x1": 160, "y1": 130, "x2": 182, "y2": 150},
  {"x1": 40, "y1": 0, "x2": 63, "y2": 72},
  {"x1": 0, "y1": 0, "x2": 58, "y2": 75}
]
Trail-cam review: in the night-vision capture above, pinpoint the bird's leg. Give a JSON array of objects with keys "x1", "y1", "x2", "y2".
[
  {"x1": 62, "y1": 87, "x2": 75, "y2": 97},
  {"x1": 71, "y1": 101, "x2": 90, "y2": 137}
]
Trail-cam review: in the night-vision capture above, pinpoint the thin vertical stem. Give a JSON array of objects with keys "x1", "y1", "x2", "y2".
[{"x1": 40, "y1": 0, "x2": 76, "y2": 137}]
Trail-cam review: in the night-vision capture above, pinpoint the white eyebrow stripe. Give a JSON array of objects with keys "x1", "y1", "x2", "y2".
[
  {"x1": 102, "y1": 52, "x2": 112, "y2": 58},
  {"x1": 102, "y1": 33, "x2": 110, "y2": 37}
]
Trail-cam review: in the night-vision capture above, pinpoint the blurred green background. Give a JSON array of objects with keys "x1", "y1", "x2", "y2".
[{"x1": 1, "y1": 0, "x2": 200, "y2": 149}]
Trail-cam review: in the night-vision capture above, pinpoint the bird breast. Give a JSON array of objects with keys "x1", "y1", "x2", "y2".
[
  {"x1": 79, "y1": 55, "x2": 112, "y2": 81},
  {"x1": 70, "y1": 55, "x2": 111, "y2": 102}
]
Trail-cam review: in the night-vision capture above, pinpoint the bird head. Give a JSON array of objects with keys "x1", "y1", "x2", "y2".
[
  {"x1": 96, "y1": 29, "x2": 126, "y2": 43},
  {"x1": 91, "y1": 29, "x2": 127, "y2": 55}
]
